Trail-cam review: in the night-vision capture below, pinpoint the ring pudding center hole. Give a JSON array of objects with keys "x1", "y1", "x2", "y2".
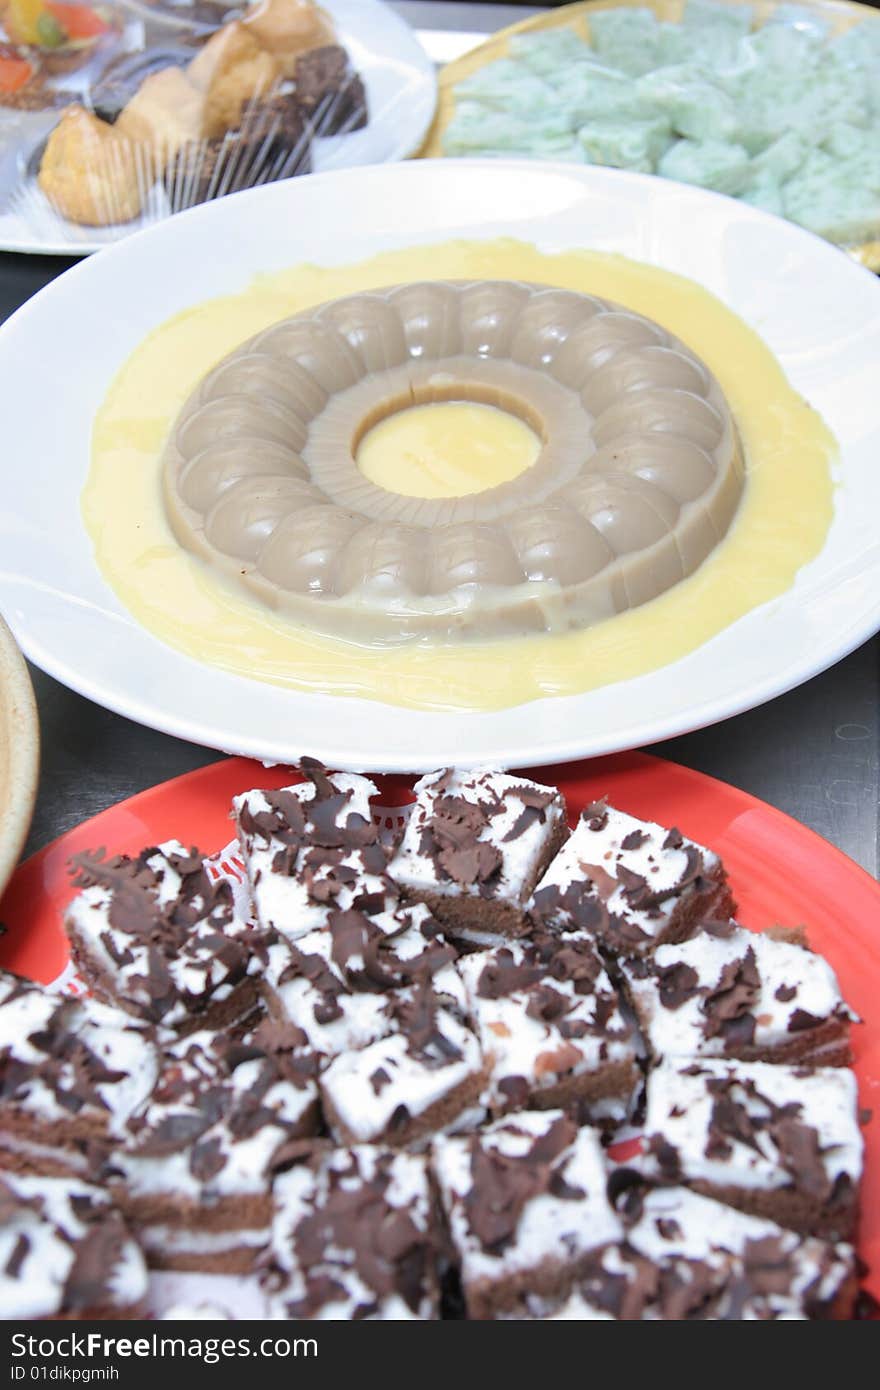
[{"x1": 354, "y1": 391, "x2": 542, "y2": 500}]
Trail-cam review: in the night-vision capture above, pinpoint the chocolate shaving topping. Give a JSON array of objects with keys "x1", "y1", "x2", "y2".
[
  {"x1": 439, "y1": 839, "x2": 502, "y2": 893},
  {"x1": 390, "y1": 984, "x2": 463, "y2": 1068},
  {"x1": 497, "y1": 1075, "x2": 530, "y2": 1109},
  {"x1": 621, "y1": 829, "x2": 648, "y2": 851},
  {"x1": 579, "y1": 1246, "x2": 660, "y2": 1319},
  {"x1": 500, "y1": 785, "x2": 557, "y2": 844},
  {"x1": 606, "y1": 1166, "x2": 651, "y2": 1223},
  {"x1": 531, "y1": 880, "x2": 611, "y2": 937},
  {"x1": 133, "y1": 1107, "x2": 218, "y2": 1155},
  {"x1": 299, "y1": 756, "x2": 337, "y2": 801},
  {"x1": 63, "y1": 1213, "x2": 127, "y2": 1312},
  {"x1": 656, "y1": 961, "x2": 700, "y2": 1011},
  {"x1": 370, "y1": 1067, "x2": 392, "y2": 1096},
  {"x1": 788, "y1": 1008, "x2": 823, "y2": 1033},
  {"x1": 269, "y1": 1136, "x2": 325, "y2": 1176},
  {"x1": 657, "y1": 1258, "x2": 720, "y2": 1319},
  {"x1": 702, "y1": 919, "x2": 737, "y2": 938},
  {"x1": 548, "y1": 1169, "x2": 586, "y2": 1201},
  {"x1": 770, "y1": 1117, "x2": 831, "y2": 1199},
  {"x1": 284, "y1": 1151, "x2": 433, "y2": 1316},
  {"x1": 251, "y1": 1018, "x2": 310, "y2": 1056},
  {"x1": 4, "y1": 1232, "x2": 30, "y2": 1279},
  {"x1": 617, "y1": 845, "x2": 707, "y2": 915},
  {"x1": 68, "y1": 1193, "x2": 100, "y2": 1222},
  {"x1": 476, "y1": 949, "x2": 544, "y2": 1000},
  {"x1": 525, "y1": 984, "x2": 571, "y2": 1024},
  {"x1": 575, "y1": 862, "x2": 618, "y2": 900},
  {"x1": 276, "y1": 908, "x2": 456, "y2": 1043},
  {"x1": 740, "y1": 1235, "x2": 798, "y2": 1298},
  {"x1": 464, "y1": 1114, "x2": 578, "y2": 1253},
  {"x1": 190, "y1": 1136, "x2": 226, "y2": 1183},
  {"x1": 415, "y1": 781, "x2": 510, "y2": 895},
  {"x1": 656, "y1": 1217, "x2": 682, "y2": 1241},
  {"x1": 775, "y1": 984, "x2": 797, "y2": 1003},
  {"x1": 581, "y1": 800, "x2": 609, "y2": 832},
  {"x1": 700, "y1": 948, "x2": 760, "y2": 1045},
  {"x1": 645, "y1": 1135, "x2": 682, "y2": 1180}
]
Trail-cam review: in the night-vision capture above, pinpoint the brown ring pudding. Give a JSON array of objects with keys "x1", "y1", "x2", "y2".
[{"x1": 162, "y1": 280, "x2": 746, "y2": 643}]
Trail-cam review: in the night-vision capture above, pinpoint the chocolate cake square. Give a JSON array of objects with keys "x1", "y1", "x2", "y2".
[
  {"x1": 234, "y1": 762, "x2": 400, "y2": 942},
  {"x1": 319, "y1": 980, "x2": 486, "y2": 1149},
  {"x1": 624, "y1": 1183, "x2": 858, "y2": 1320},
  {"x1": 641, "y1": 1059, "x2": 863, "y2": 1242},
  {"x1": 265, "y1": 1146, "x2": 441, "y2": 1319},
  {"x1": 0, "y1": 1171, "x2": 148, "y2": 1319},
  {"x1": 620, "y1": 922, "x2": 856, "y2": 1067},
  {"x1": 389, "y1": 768, "x2": 569, "y2": 941},
  {"x1": 64, "y1": 840, "x2": 258, "y2": 1035},
  {"x1": 111, "y1": 1022, "x2": 320, "y2": 1272},
  {"x1": 0, "y1": 970, "x2": 158, "y2": 1180},
  {"x1": 457, "y1": 934, "x2": 639, "y2": 1127},
  {"x1": 259, "y1": 903, "x2": 462, "y2": 1063},
  {"x1": 529, "y1": 799, "x2": 733, "y2": 957},
  {"x1": 506, "y1": 1183, "x2": 858, "y2": 1319},
  {"x1": 293, "y1": 44, "x2": 368, "y2": 135},
  {"x1": 431, "y1": 1110, "x2": 622, "y2": 1318}
]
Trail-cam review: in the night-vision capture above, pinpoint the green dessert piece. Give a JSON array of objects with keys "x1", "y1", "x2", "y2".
[
  {"x1": 637, "y1": 64, "x2": 741, "y2": 142},
  {"x1": 578, "y1": 114, "x2": 672, "y2": 174},
  {"x1": 658, "y1": 137, "x2": 751, "y2": 195},
  {"x1": 509, "y1": 29, "x2": 597, "y2": 77},
  {"x1": 586, "y1": 8, "x2": 663, "y2": 77}
]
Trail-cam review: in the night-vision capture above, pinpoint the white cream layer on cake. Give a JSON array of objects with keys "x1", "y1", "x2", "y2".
[{"x1": 620, "y1": 923, "x2": 856, "y2": 1063}]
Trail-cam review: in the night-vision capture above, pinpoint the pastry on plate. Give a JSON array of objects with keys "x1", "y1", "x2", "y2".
[
  {"x1": 264, "y1": 1144, "x2": 442, "y2": 1319},
  {"x1": 641, "y1": 1057, "x2": 863, "y2": 1242},
  {"x1": 389, "y1": 768, "x2": 568, "y2": 944},
  {"x1": 64, "y1": 839, "x2": 259, "y2": 1034},
  {"x1": 619, "y1": 921, "x2": 856, "y2": 1067}
]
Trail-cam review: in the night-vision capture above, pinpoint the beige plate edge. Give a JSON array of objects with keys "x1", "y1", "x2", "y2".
[{"x1": 0, "y1": 613, "x2": 39, "y2": 901}]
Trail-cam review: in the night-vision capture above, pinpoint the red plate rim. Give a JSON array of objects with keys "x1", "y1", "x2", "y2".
[{"x1": 1, "y1": 749, "x2": 878, "y2": 1305}]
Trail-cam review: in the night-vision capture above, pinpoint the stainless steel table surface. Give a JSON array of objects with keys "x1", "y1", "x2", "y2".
[{"x1": 1, "y1": 0, "x2": 877, "y2": 878}]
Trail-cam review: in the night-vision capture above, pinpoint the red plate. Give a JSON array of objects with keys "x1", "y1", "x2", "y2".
[{"x1": 1, "y1": 751, "x2": 878, "y2": 1305}]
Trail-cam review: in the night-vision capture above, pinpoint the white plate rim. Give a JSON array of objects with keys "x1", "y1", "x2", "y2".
[{"x1": 1, "y1": 156, "x2": 879, "y2": 772}]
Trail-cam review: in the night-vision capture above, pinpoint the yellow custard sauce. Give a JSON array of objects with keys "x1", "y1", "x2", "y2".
[
  {"x1": 85, "y1": 238, "x2": 835, "y2": 713},
  {"x1": 356, "y1": 401, "x2": 541, "y2": 499}
]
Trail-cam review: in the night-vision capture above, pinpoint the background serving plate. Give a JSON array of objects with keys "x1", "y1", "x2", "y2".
[
  {"x1": 0, "y1": 611, "x2": 39, "y2": 901},
  {"x1": 0, "y1": 0, "x2": 437, "y2": 255},
  {"x1": 0, "y1": 159, "x2": 879, "y2": 770},
  {"x1": 419, "y1": 0, "x2": 880, "y2": 273},
  {"x1": 1, "y1": 750, "x2": 877, "y2": 1307}
]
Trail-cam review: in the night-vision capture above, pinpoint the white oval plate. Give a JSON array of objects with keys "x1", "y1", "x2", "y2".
[
  {"x1": 0, "y1": 0, "x2": 436, "y2": 256},
  {"x1": 1, "y1": 158, "x2": 879, "y2": 771}
]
